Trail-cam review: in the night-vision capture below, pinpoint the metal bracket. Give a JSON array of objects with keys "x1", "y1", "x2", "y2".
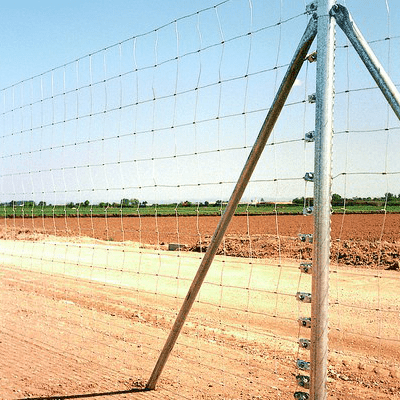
[
  {"x1": 296, "y1": 374, "x2": 311, "y2": 389},
  {"x1": 296, "y1": 292, "x2": 312, "y2": 303},
  {"x1": 299, "y1": 234, "x2": 313, "y2": 244},
  {"x1": 305, "y1": 51, "x2": 317, "y2": 63},
  {"x1": 303, "y1": 206, "x2": 313, "y2": 216},
  {"x1": 304, "y1": 130, "x2": 315, "y2": 142},
  {"x1": 308, "y1": 93, "x2": 316, "y2": 103},
  {"x1": 299, "y1": 338, "x2": 311, "y2": 350},
  {"x1": 304, "y1": 172, "x2": 314, "y2": 182},
  {"x1": 297, "y1": 359, "x2": 311, "y2": 371},
  {"x1": 306, "y1": 2, "x2": 317, "y2": 15},
  {"x1": 294, "y1": 391, "x2": 310, "y2": 400},
  {"x1": 298, "y1": 317, "x2": 311, "y2": 328},
  {"x1": 299, "y1": 262, "x2": 312, "y2": 274}
]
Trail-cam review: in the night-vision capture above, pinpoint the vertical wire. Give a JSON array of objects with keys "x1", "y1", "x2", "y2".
[
  {"x1": 132, "y1": 35, "x2": 145, "y2": 319},
  {"x1": 102, "y1": 48, "x2": 112, "y2": 362},
  {"x1": 338, "y1": 37, "x2": 352, "y2": 352},
  {"x1": 214, "y1": 4, "x2": 228, "y2": 394},
  {"x1": 215, "y1": 4, "x2": 225, "y2": 224},
  {"x1": 172, "y1": 20, "x2": 184, "y2": 340},
  {"x1": 243, "y1": 0, "x2": 254, "y2": 387},
  {"x1": 33, "y1": 76, "x2": 46, "y2": 233},
  {"x1": 243, "y1": 0, "x2": 253, "y2": 149},
  {"x1": 194, "y1": 11, "x2": 203, "y2": 257},
  {"x1": 11, "y1": 86, "x2": 17, "y2": 231},
  {"x1": 172, "y1": 18, "x2": 182, "y2": 259},
  {"x1": 376, "y1": 0, "x2": 392, "y2": 360},
  {"x1": 73, "y1": 61, "x2": 84, "y2": 357},
  {"x1": 244, "y1": 0, "x2": 254, "y2": 260},
  {"x1": 86, "y1": 52, "x2": 101, "y2": 363},
  {"x1": 271, "y1": 0, "x2": 284, "y2": 382},
  {"x1": 52, "y1": 71, "x2": 60, "y2": 236},
  {"x1": 1, "y1": 90, "x2": 6, "y2": 229},
  {"x1": 88, "y1": 54, "x2": 96, "y2": 241},
  {"x1": 17, "y1": 83, "x2": 27, "y2": 230},
  {"x1": 102, "y1": 49, "x2": 111, "y2": 242},
  {"x1": 192, "y1": 11, "x2": 206, "y2": 378},
  {"x1": 117, "y1": 44, "x2": 128, "y2": 336},
  {"x1": 150, "y1": 28, "x2": 164, "y2": 355},
  {"x1": 20, "y1": 82, "x2": 29, "y2": 226},
  {"x1": 75, "y1": 60, "x2": 82, "y2": 237},
  {"x1": 8, "y1": 87, "x2": 15, "y2": 230},
  {"x1": 117, "y1": 43, "x2": 125, "y2": 243},
  {"x1": 132, "y1": 36, "x2": 143, "y2": 248},
  {"x1": 150, "y1": 29, "x2": 161, "y2": 251},
  {"x1": 61, "y1": 68, "x2": 69, "y2": 237}
]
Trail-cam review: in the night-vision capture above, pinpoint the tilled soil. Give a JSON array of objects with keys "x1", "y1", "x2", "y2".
[{"x1": 1, "y1": 213, "x2": 399, "y2": 269}]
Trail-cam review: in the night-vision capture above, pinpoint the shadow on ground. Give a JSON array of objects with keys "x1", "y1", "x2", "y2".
[{"x1": 19, "y1": 387, "x2": 150, "y2": 400}]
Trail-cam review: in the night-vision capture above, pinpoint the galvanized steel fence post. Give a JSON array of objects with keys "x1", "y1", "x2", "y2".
[{"x1": 311, "y1": 0, "x2": 336, "y2": 399}]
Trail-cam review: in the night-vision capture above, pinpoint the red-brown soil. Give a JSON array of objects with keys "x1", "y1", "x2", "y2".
[{"x1": 1, "y1": 213, "x2": 399, "y2": 269}]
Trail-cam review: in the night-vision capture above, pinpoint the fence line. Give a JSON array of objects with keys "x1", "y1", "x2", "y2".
[{"x1": 0, "y1": 0, "x2": 400, "y2": 399}]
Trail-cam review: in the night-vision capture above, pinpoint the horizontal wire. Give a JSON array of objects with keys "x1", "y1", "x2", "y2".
[
  {"x1": 0, "y1": 9, "x2": 305, "y2": 99},
  {"x1": 0, "y1": 65, "x2": 291, "y2": 142}
]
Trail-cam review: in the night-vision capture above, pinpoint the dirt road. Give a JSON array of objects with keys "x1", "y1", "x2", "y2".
[{"x1": 1, "y1": 236, "x2": 399, "y2": 399}]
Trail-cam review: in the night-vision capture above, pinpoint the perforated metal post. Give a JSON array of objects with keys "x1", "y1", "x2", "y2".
[{"x1": 311, "y1": 0, "x2": 336, "y2": 399}]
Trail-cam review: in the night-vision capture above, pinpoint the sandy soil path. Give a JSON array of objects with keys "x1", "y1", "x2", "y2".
[{"x1": 1, "y1": 238, "x2": 399, "y2": 399}]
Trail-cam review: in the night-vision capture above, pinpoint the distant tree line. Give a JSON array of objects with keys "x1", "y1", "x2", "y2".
[
  {"x1": 292, "y1": 193, "x2": 400, "y2": 206},
  {"x1": 4, "y1": 194, "x2": 400, "y2": 209},
  {"x1": 2, "y1": 199, "x2": 225, "y2": 208}
]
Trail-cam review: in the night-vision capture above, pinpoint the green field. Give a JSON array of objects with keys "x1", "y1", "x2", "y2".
[{"x1": 1, "y1": 202, "x2": 399, "y2": 218}]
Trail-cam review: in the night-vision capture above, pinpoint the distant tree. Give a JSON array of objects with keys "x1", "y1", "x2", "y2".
[
  {"x1": 332, "y1": 193, "x2": 343, "y2": 206},
  {"x1": 332, "y1": 193, "x2": 341, "y2": 202},
  {"x1": 130, "y1": 198, "x2": 140, "y2": 207},
  {"x1": 140, "y1": 201, "x2": 148, "y2": 208},
  {"x1": 38, "y1": 201, "x2": 47, "y2": 207},
  {"x1": 121, "y1": 198, "x2": 130, "y2": 207},
  {"x1": 214, "y1": 200, "x2": 222, "y2": 207},
  {"x1": 385, "y1": 192, "x2": 395, "y2": 202},
  {"x1": 83, "y1": 200, "x2": 90, "y2": 207},
  {"x1": 292, "y1": 197, "x2": 304, "y2": 205},
  {"x1": 204, "y1": 201, "x2": 209, "y2": 207}
]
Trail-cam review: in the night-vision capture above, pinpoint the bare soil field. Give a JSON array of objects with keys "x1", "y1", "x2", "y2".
[
  {"x1": 0, "y1": 214, "x2": 399, "y2": 399},
  {"x1": 1, "y1": 213, "x2": 400, "y2": 269}
]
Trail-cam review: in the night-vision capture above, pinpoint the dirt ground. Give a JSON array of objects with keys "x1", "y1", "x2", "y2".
[
  {"x1": 0, "y1": 214, "x2": 399, "y2": 399},
  {"x1": 2, "y1": 213, "x2": 400, "y2": 269}
]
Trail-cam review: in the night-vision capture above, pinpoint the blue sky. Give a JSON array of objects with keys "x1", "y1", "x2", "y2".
[
  {"x1": 0, "y1": 0, "x2": 396, "y2": 91},
  {"x1": 0, "y1": 0, "x2": 399, "y2": 205},
  {"x1": 0, "y1": 0, "x2": 230, "y2": 88}
]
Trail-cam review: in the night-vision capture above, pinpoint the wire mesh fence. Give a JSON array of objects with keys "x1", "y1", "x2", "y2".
[{"x1": 0, "y1": 0, "x2": 399, "y2": 399}]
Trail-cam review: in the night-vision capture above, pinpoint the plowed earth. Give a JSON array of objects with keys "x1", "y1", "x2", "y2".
[{"x1": 2, "y1": 213, "x2": 400, "y2": 269}]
